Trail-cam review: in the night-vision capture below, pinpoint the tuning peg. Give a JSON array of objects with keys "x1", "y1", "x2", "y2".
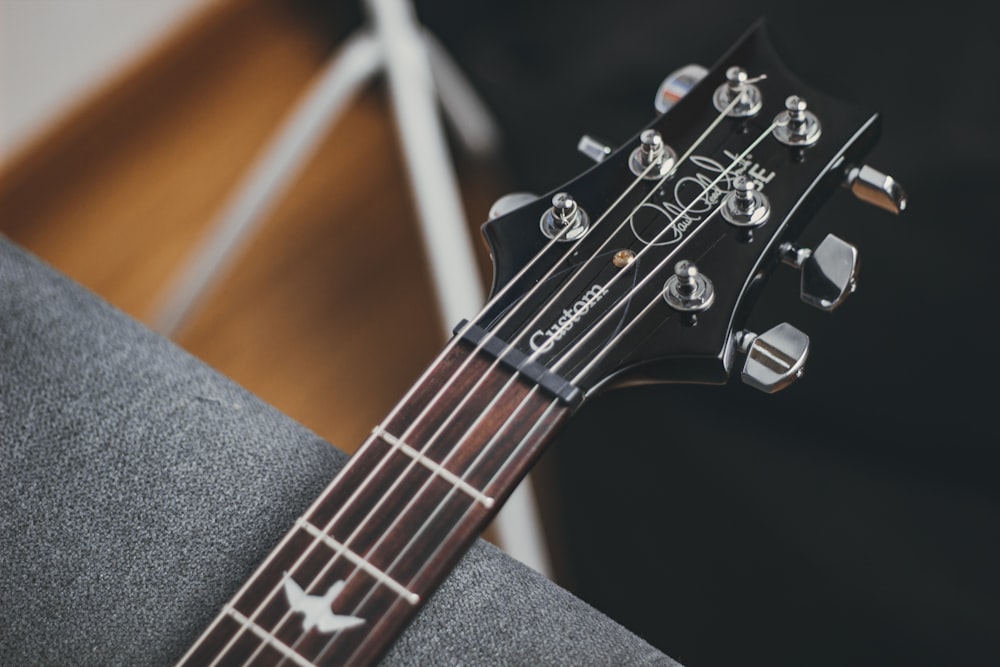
[
  {"x1": 844, "y1": 164, "x2": 907, "y2": 214},
  {"x1": 735, "y1": 323, "x2": 810, "y2": 393},
  {"x1": 488, "y1": 192, "x2": 538, "y2": 220},
  {"x1": 577, "y1": 135, "x2": 613, "y2": 163},
  {"x1": 655, "y1": 64, "x2": 707, "y2": 113},
  {"x1": 780, "y1": 233, "x2": 859, "y2": 311}
]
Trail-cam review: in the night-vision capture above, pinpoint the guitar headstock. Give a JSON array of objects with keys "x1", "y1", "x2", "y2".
[{"x1": 467, "y1": 20, "x2": 905, "y2": 403}]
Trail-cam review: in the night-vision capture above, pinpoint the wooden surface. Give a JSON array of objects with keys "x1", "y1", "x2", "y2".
[{"x1": 0, "y1": 0, "x2": 502, "y2": 456}]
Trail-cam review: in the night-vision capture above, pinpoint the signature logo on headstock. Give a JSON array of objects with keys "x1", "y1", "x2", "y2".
[{"x1": 629, "y1": 151, "x2": 776, "y2": 246}]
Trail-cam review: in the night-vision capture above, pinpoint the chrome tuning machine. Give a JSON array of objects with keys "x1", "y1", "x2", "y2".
[
  {"x1": 488, "y1": 192, "x2": 537, "y2": 220},
  {"x1": 780, "y1": 234, "x2": 860, "y2": 312},
  {"x1": 713, "y1": 66, "x2": 765, "y2": 117},
  {"x1": 655, "y1": 64, "x2": 707, "y2": 113},
  {"x1": 539, "y1": 192, "x2": 590, "y2": 241},
  {"x1": 735, "y1": 323, "x2": 810, "y2": 393},
  {"x1": 844, "y1": 165, "x2": 908, "y2": 214}
]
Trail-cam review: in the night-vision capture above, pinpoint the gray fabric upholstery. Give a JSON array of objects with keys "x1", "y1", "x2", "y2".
[{"x1": 0, "y1": 237, "x2": 676, "y2": 666}]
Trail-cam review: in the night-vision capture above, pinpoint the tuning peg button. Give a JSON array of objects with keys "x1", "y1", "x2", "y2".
[
  {"x1": 736, "y1": 323, "x2": 810, "y2": 393},
  {"x1": 780, "y1": 233, "x2": 859, "y2": 311},
  {"x1": 577, "y1": 135, "x2": 613, "y2": 163},
  {"x1": 488, "y1": 192, "x2": 538, "y2": 220},
  {"x1": 655, "y1": 64, "x2": 707, "y2": 113},
  {"x1": 845, "y1": 165, "x2": 907, "y2": 214}
]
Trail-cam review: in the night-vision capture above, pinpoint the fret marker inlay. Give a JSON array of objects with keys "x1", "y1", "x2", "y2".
[
  {"x1": 283, "y1": 574, "x2": 365, "y2": 633},
  {"x1": 372, "y1": 426, "x2": 496, "y2": 508}
]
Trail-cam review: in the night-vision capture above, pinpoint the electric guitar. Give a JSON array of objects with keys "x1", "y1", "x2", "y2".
[{"x1": 177, "y1": 19, "x2": 905, "y2": 666}]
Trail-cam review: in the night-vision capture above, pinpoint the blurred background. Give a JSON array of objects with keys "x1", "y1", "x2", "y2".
[{"x1": 2, "y1": 1, "x2": 997, "y2": 666}]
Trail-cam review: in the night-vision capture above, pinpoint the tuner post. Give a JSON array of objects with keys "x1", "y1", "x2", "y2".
[
  {"x1": 628, "y1": 130, "x2": 677, "y2": 180},
  {"x1": 713, "y1": 66, "x2": 764, "y2": 117},
  {"x1": 663, "y1": 260, "x2": 715, "y2": 313},
  {"x1": 773, "y1": 95, "x2": 821, "y2": 147},
  {"x1": 539, "y1": 192, "x2": 590, "y2": 241},
  {"x1": 721, "y1": 176, "x2": 770, "y2": 228}
]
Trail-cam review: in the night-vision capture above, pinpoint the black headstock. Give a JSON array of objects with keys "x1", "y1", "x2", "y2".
[{"x1": 466, "y1": 20, "x2": 904, "y2": 403}]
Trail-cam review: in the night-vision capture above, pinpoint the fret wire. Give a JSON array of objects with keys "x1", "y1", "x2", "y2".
[
  {"x1": 211, "y1": 526, "x2": 334, "y2": 667},
  {"x1": 224, "y1": 606, "x2": 314, "y2": 667},
  {"x1": 184, "y1": 353, "x2": 476, "y2": 666},
  {"x1": 190, "y1": 85, "x2": 744, "y2": 667},
  {"x1": 233, "y1": 512, "x2": 422, "y2": 667},
  {"x1": 300, "y1": 101, "x2": 749, "y2": 664},
  {"x1": 220, "y1": 134, "x2": 641, "y2": 666},
  {"x1": 296, "y1": 518, "x2": 420, "y2": 605},
  {"x1": 317, "y1": 389, "x2": 563, "y2": 663},
  {"x1": 185, "y1": 491, "x2": 343, "y2": 667},
  {"x1": 235, "y1": 349, "x2": 499, "y2": 666},
  {"x1": 222, "y1": 354, "x2": 491, "y2": 667},
  {"x1": 373, "y1": 426, "x2": 496, "y2": 508},
  {"x1": 276, "y1": 364, "x2": 530, "y2": 663},
  {"x1": 316, "y1": 385, "x2": 557, "y2": 661}
]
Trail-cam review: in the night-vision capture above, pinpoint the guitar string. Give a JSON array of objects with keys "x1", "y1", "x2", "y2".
[
  {"x1": 270, "y1": 91, "x2": 760, "y2": 664},
  {"x1": 259, "y1": 94, "x2": 751, "y2": 667},
  {"x1": 311, "y1": 117, "x2": 779, "y2": 663},
  {"x1": 227, "y1": 89, "x2": 748, "y2": 666},
  {"x1": 327, "y1": 122, "x2": 779, "y2": 663},
  {"x1": 188, "y1": 71, "x2": 688, "y2": 667},
  {"x1": 282, "y1": 124, "x2": 764, "y2": 667},
  {"x1": 197, "y1": 103, "x2": 671, "y2": 667},
  {"x1": 556, "y1": 120, "x2": 780, "y2": 384},
  {"x1": 225, "y1": 121, "x2": 677, "y2": 667},
  {"x1": 225, "y1": 82, "x2": 747, "y2": 667},
  {"x1": 223, "y1": 174, "x2": 668, "y2": 667}
]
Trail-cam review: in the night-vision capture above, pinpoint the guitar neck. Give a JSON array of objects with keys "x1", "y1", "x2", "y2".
[
  {"x1": 177, "y1": 19, "x2": 904, "y2": 665},
  {"x1": 179, "y1": 340, "x2": 572, "y2": 666}
]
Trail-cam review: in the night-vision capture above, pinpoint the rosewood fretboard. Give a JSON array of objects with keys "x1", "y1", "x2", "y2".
[{"x1": 177, "y1": 340, "x2": 572, "y2": 666}]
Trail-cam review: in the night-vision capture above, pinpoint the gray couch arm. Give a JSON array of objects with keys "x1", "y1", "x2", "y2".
[{"x1": 0, "y1": 237, "x2": 676, "y2": 666}]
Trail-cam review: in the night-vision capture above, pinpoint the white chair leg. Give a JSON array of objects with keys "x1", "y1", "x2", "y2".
[{"x1": 152, "y1": 31, "x2": 381, "y2": 337}]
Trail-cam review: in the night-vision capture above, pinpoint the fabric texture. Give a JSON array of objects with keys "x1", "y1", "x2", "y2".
[{"x1": 0, "y1": 236, "x2": 676, "y2": 666}]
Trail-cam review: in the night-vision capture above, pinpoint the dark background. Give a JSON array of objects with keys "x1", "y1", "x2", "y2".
[{"x1": 351, "y1": 2, "x2": 998, "y2": 666}]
